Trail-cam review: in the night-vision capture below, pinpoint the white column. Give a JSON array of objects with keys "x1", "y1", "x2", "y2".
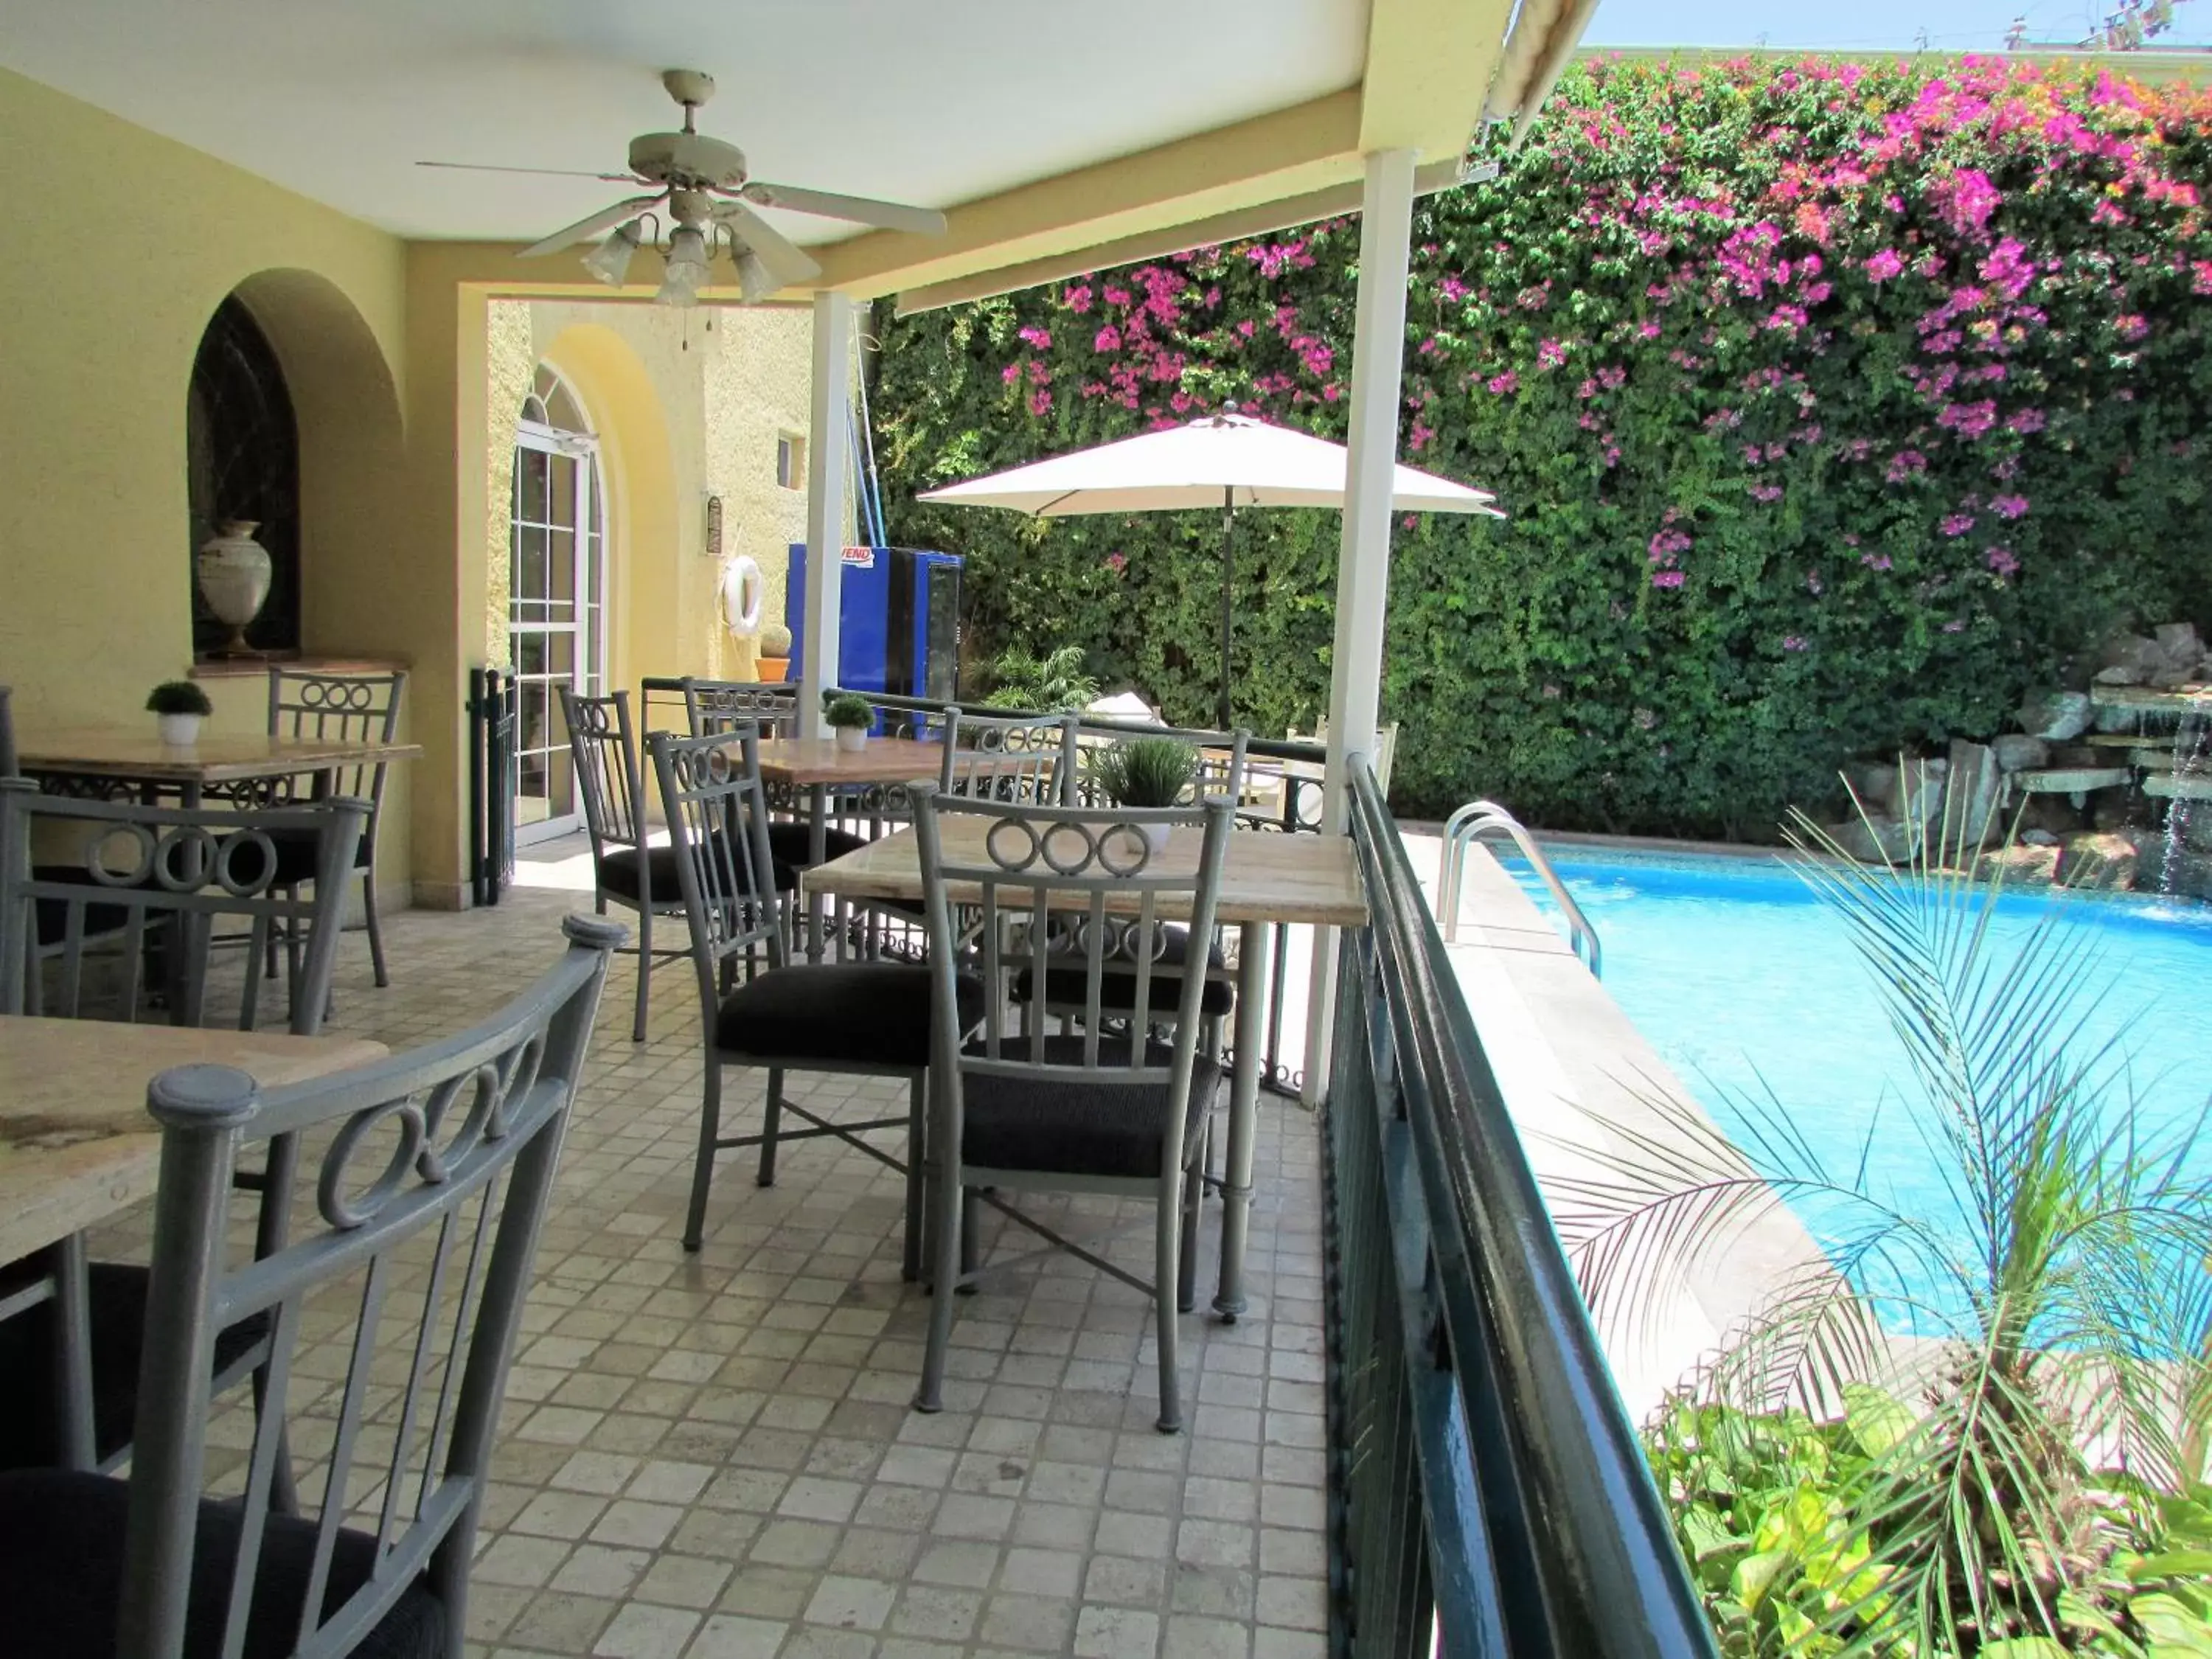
[
  {"x1": 1304, "y1": 147, "x2": 1417, "y2": 1102},
  {"x1": 797, "y1": 291, "x2": 855, "y2": 740}
]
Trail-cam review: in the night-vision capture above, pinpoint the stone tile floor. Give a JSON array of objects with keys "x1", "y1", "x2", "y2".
[{"x1": 229, "y1": 879, "x2": 1332, "y2": 1659}]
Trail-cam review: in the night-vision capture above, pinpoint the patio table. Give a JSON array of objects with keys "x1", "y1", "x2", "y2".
[
  {"x1": 749, "y1": 737, "x2": 950, "y2": 964},
  {"x1": 15, "y1": 727, "x2": 421, "y2": 808},
  {"x1": 805, "y1": 818, "x2": 1366, "y2": 1320},
  {"x1": 0, "y1": 1014, "x2": 388, "y2": 1465}
]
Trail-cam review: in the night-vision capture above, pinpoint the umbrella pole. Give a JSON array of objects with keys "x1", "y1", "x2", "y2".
[{"x1": 1218, "y1": 488, "x2": 1234, "y2": 731}]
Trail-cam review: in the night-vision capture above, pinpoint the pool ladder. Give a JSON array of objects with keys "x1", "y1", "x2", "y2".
[{"x1": 1436, "y1": 799, "x2": 1603, "y2": 978}]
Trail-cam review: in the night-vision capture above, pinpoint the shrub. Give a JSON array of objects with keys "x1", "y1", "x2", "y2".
[
  {"x1": 979, "y1": 644, "x2": 1099, "y2": 712},
  {"x1": 824, "y1": 693, "x2": 874, "y2": 729},
  {"x1": 145, "y1": 681, "x2": 212, "y2": 717},
  {"x1": 874, "y1": 55, "x2": 2212, "y2": 836},
  {"x1": 1091, "y1": 737, "x2": 1198, "y2": 807}
]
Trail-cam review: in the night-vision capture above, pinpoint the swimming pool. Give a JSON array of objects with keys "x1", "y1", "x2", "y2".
[{"x1": 1498, "y1": 847, "x2": 2212, "y2": 1324}]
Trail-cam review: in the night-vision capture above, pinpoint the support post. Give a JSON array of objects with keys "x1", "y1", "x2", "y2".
[
  {"x1": 798, "y1": 291, "x2": 856, "y2": 740},
  {"x1": 1304, "y1": 147, "x2": 1416, "y2": 1103}
]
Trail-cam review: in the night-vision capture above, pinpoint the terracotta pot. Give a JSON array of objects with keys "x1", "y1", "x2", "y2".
[{"x1": 758, "y1": 656, "x2": 789, "y2": 683}]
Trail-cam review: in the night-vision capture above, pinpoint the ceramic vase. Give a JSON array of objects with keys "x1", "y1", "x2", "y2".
[
  {"x1": 835, "y1": 726, "x2": 868, "y2": 754},
  {"x1": 158, "y1": 713, "x2": 204, "y2": 747},
  {"x1": 196, "y1": 519, "x2": 273, "y2": 655},
  {"x1": 1139, "y1": 821, "x2": 1172, "y2": 855}
]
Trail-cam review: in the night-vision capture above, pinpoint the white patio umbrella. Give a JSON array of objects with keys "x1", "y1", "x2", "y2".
[{"x1": 917, "y1": 407, "x2": 1502, "y2": 728}]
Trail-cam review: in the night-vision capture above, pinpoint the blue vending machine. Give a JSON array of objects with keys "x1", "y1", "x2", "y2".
[{"x1": 785, "y1": 546, "x2": 964, "y2": 702}]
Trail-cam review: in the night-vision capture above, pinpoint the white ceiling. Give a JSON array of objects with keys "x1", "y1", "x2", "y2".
[{"x1": 0, "y1": 0, "x2": 1370, "y2": 244}]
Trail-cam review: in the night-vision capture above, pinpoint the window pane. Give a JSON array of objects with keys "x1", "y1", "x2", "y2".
[
  {"x1": 547, "y1": 630, "x2": 575, "y2": 678},
  {"x1": 551, "y1": 454, "x2": 577, "y2": 529},
  {"x1": 586, "y1": 605, "x2": 602, "y2": 685},
  {"x1": 515, "y1": 630, "x2": 546, "y2": 678},
  {"x1": 520, "y1": 448, "x2": 550, "y2": 524},
  {"x1": 550, "y1": 529, "x2": 575, "y2": 602},
  {"x1": 515, "y1": 526, "x2": 548, "y2": 601}
]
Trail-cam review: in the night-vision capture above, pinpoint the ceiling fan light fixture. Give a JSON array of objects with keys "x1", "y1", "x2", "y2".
[
  {"x1": 656, "y1": 225, "x2": 711, "y2": 307},
  {"x1": 581, "y1": 218, "x2": 644, "y2": 286},
  {"x1": 734, "y1": 250, "x2": 779, "y2": 305}
]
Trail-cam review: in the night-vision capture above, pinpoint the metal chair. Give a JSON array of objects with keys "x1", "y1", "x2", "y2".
[
  {"x1": 560, "y1": 687, "x2": 709, "y2": 1043},
  {"x1": 647, "y1": 726, "x2": 983, "y2": 1272},
  {"x1": 0, "y1": 914, "x2": 620, "y2": 1659},
  {"x1": 0, "y1": 779, "x2": 366, "y2": 1478},
  {"x1": 265, "y1": 667, "x2": 408, "y2": 989},
  {"x1": 939, "y1": 711, "x2": 1080, "y2": 804},
  {"x1": 0, "y1": 685, "x2": 15, "y2": 776},
  {"x1": 681, "y1": 675, "x2": 870, "y2": 877},
  {"x1": 911, "y1": 790, "x2": 1234, "y2": 1432}
]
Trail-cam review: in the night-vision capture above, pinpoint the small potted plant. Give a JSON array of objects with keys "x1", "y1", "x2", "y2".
[
  {"x1": 147, "y1": 680, "x2": 213, "y2": 747},
  {"x1": 1093, "y1": 737, "x2": 1199, "y2": 851},
  {"x1": 825, "y1": 692, "x2": 874, "y2": 754},
  {"x1": 757, "y1": 621, "x2": 793, "y2": 684}
]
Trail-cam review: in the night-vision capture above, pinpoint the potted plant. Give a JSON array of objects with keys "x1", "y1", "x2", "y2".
[
  {"x1": 825, "y1": 692, "x2": 874, "y2": 754},
  {"x1": 147, "y1": 680, "x2": 213, "y2": 747},
  {"x1": 758, "y1": 621, "x2": 793, "y2": 684},
  {"x1": 1093, "y1": 737, "x2": 1199, "y2": 851}
]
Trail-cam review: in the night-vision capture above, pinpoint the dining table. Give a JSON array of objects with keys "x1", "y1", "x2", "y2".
[
  {"x1": 0, "y1": 1014, "x2": 389, "y2": 1465},
  {"x1": 751, "y1": 737, "x2": 952, "y2": 964},
  {"x1": 15, "y1": 727, "x2": 421, "y2": 809},
  {"x1": 805, "y1": 817, "x2": 1367, "y2": 1321}
]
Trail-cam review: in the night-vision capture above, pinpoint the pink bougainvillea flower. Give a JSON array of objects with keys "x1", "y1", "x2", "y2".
[
  {"x1": 1103, "y1": 552, "x2": 1127, "y2": 574},
  {"x1": 1781, "y1": 636, "x2": 1808, "y2": 651},
  {"x1": 1985, "y1": 546, "x2": 2020, "y2": 577},
  {"x1": 1943, "y1": 619, "x2": 1966, "y2": 633},
  {"x1": 1638, "y1": 320, "x2": 1662, "y2": 339},
  {"x1": 1016, "y1": 325, "x2": 1052, "y2": 350},
  {"x1": 1750, "y1": 484, "x2": 1784, "y2": 502},
  {"x1": 1651, "y1": 570, "x2": 1686, "y2": 589},
  {"x1": 1885, "y1": 450, "x2": 1928, "y2": 483},
  {"x1": 1991, "y1": 493, "x2": 2028, "y2": 519},
  {"x1": 1410, "y1": 422, "x2": 1435, "y2": 451},
  {"x1": 1937, "y1": 400, "x2": 1999, "y2": 439},
  {"x1": 1861, "y1": 551, "x2": 1894, "y2": 571},
  {"x1": 1001, "y1": 363, "x2": 1022, "y2": 385},
  {"x1": 1028, "y1": 389, "x2": 1052, "y2": 417},
  {"x1": 1062, "y1": 284, "x2": 1093, "y2": 313},
  {"x1": 2115, "y1": 314, "x2": 2149, "y2": 341},
  {"x1": 1437, "y1": 275, "x2": 1469, "y2": 302},
  {"x1": 1941, "y1": 513, "x2": 1975, "y2": 537},
  {"x1": 1486, "y1": 371, "x2": 1519, "y2": 395},
  {"x1": 1537, "y1": 338, "x2": 1568, "y2": 369},
  {"x1": 1092, "y1": 325, "x2": 1121, "y2": 352},
  {"x1": 1863, "y1": 248, "x2": 1906, "y2": 282},
  {"x1": 2007, "y1": 408, "x2": 2047, "y2": 435}
]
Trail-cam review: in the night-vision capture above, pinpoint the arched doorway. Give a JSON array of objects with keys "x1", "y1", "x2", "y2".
[
  {"x1": 187, "y1": 296, "x2": 300, "y2": 657},
  {"x1": 509, "y1": 364, "x2": 606, "y2": 843}
]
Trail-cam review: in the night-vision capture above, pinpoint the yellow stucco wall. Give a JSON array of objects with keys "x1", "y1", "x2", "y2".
[
  {"x1": 709, "y1": 308, "x2": 817, "y2": 678},
  {"x1": 0, "y1": 65, "x2": 417, "y2": 889}
]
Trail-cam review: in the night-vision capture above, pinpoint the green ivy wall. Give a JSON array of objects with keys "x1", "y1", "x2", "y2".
[{"x1": 874, "y1": 55, "x2": 2212, "y2": 837}]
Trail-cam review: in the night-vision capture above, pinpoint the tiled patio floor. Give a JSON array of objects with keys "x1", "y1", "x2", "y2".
[{"x1": 286, "y1": 880, "x2": 1331, "y2": 1659}]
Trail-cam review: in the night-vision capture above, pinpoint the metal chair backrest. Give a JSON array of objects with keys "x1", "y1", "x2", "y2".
[
  {"x1": 111, "y1": 914, "x2": 620, "y2": 1659},
  {"x1": 821, "y1": 690, "x2": 943, "y2": 743},
  {"x1": 913, "y1": 793, "x2": 1234, "y2": 1099},
  {"x1": 939, "y1": 712, "x2": 1079, "y2": 805},
  {"x1": 560, "y1": 689, "x2": 647, "y2": 861},
  {"x1": 0, "y1": 778, "x2": 366, "y2": 1032},
  {"x1": 682, "y1": 678, "x2": 799, "y2": 742},
  {"x1": 0, "y1": 685, "x2": 16, "y2": 778},
  {"x1": 267, "y1": 668, "x2": 406, "y2": 807},
  {"x1": 646, "y1": 727, "x2": 787, "y2": 1006}
]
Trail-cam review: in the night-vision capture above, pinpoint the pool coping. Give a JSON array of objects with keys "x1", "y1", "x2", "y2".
[{"x1": 1398, "y1": 829, "x2": 1839, "y2": 1422}]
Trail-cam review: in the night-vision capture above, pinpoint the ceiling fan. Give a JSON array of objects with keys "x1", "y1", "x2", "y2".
[{"x1": 418, "y1": 69, "x2": 947, "y2": 305}]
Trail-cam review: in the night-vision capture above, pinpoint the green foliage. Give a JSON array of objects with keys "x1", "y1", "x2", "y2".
[
  {"x1": 1555, "y1": 816, "x2": 2212, "y2": 1652},
  {"x1": 979, "y1": 644, "x2": 1099, "y2": 712},
  {"x1": 824, "y1": 693, "x2": 874, "y2": 730},
  {"x1": 145, "y1": 680, "x2": 212, "y2": 717},
  {"x1": 1091, "y1": 737, "x2": 1199, "y2": 807},
  {"x1": 874, "y1": 56, "x2": 2212, "y2": 835}
]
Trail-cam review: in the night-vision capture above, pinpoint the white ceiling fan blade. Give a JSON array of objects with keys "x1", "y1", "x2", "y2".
[
  {"x1": 520, "y1": 194, "x2": 664, "y2": 260},
  {"x1": 740, "y1": 181, "x2": 947, "y2": 236},
  {"x1": 417, "y1": 160, "x2": 645, "y2": 184},
  {"x1": 713, "y1": 201, "x2": 823, "y2": 289}
]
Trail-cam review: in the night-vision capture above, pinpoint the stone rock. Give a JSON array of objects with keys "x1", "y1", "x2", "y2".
[
  {"x1": 2018, "y1": 688, "x2": 2093, "y2": 742},
  {"x1": 2094, "y1": 662, "x2": 2146, "y2": 686},
  {"x1": 1887, "y1": 757, "x2": 1947, "y2": 836},
  {"x1": 2017, "y1": 793, "x2": 2087, "y2": 838},
  {"x1": 2095, "y1": 703, "x2": 2146, "y2": 734},
  {"x1": 2051, "y1": 745, "x2": 2102, "y2": 768},
  {"x1": 2093, "y1": 788, "x2": 2155, "y2": 832},
  {"x1": 1845, "y1": 762, "x2": 1896, "y2": 805},
  {"x1": 2099, "y1": 633, "x2": 2164, "y2": 675},
  {"x1": 1828, "y1": 814, "x2": 1916, "y2": 865},
  {"x1": 2154, "y1": 621, "x2": 2202, "y2": 663},
  {"x1": 2186, "y1": 807, "x2": 2212, "y2": 855},
  {"x1": 1946, "y1": 739, "x2": 2001, "y2": 852},
  {"x1": 1992, "y1": 734, "x2": 2050, "y2": 773},
  {"x1": 2060, "y1": 831, "x2": 2138, "y2": 891},
  {"x1": 1975, "y1": 844, "x2": 2062, "y2": 887},
  {"x1": 2022, "y1": 827, "x2": 2060, "y2": 846},
  {"x1": 2140, "y1": 840, "x2": 2212, "y2": 900}
]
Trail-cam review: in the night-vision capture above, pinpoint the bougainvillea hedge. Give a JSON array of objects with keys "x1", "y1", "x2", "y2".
[{"x1": 873, "y1": 55, "x2": 2212, "y2": 836}]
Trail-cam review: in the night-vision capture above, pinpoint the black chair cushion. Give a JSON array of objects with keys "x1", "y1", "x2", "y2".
[
  {"x1": 1010, "y1": 925, "x2": 1234, "y2": 1017},
  {"x1": 0, "y1": 1467, "x2": 445, "y2": 1659},
  {"x1": 959, "y1": 1037, "x2": 1218, "y2": 1180},
  {"x1": 0, "y1": 1261, "x2": 272, "y2": 1470},
  {"x1": 714, "y1": 964, "x2": 984, "y2": 1068},
  {"x1": 599, "y1": 844, "x2": 794, "y2": 906},
  {"x1": 267, "y1": 824, "x2": 373, "y2": 885},
  {"x1": 765, "y1": 821, "x2": 868, "y2": 869}
]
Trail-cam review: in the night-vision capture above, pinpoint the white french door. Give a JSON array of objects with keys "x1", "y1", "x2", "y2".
[{"x1": 507, "y1": 422, "x2": 605, "y2": 844}]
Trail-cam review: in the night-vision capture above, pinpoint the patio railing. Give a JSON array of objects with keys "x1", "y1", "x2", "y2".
[{"x1": 1329, "y1": 758, "x2": 1714, "y2": 1658}]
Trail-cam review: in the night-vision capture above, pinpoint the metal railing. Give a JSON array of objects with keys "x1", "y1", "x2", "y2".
[
  {"x1": 1328, "y1": 760, "x2": 1711, "y2": 1658},
  {"x1": 1436, "y1": 799, "x2": 1601, "y2": 976},
  {"x1": 466, "y1": 667, "x2": 518, "y2": 908}
]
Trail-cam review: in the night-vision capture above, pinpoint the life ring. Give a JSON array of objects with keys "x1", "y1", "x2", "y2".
[{"x1": 720, "y1": 554, "x2": 764, "y2": 636}]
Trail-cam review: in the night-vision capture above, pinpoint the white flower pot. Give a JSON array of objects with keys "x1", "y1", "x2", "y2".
[
  {"x1": 195, "y1": 520, "x2": 273, "y2": 655},
  {"x1": 835, "y1": 726, "x2": 868, "y2": 754},
  {"x1": 158, "y1": 713, "x2": 204, "y2": 747},
  {"x1": 1139, "y1": 821, "x2": 1172, "y2": 855}
]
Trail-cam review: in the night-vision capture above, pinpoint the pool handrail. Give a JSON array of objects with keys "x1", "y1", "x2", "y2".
[{"x1": 1438, "y1": 799, "x2": 1602, "y2": 976}]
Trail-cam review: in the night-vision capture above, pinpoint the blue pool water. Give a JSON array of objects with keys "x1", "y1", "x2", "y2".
[{"x1": 1499, "y1": 849, "x2": 2212, "y2": 1320}]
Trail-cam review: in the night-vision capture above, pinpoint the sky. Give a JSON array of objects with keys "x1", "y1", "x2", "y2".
[{"x1": 1583, "y1": 0, "x2": 2202, "y2": 52}]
